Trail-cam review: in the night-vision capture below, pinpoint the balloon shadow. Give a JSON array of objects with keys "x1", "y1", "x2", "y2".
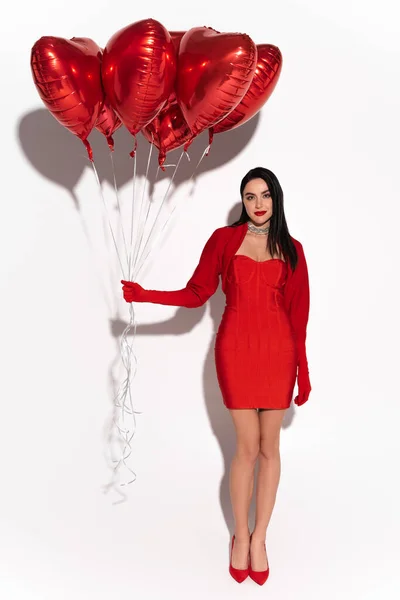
[{"x1": 17, "y1": 108, "x2": 260, "y2": 200}]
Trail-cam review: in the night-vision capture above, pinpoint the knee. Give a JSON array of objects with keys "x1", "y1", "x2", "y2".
[
  {"x1": 259, "y1": 440, "x2": 280, "y2": 461},
  {"x1": 236, "y1": 442, "x2": 260, "y2": 465}
]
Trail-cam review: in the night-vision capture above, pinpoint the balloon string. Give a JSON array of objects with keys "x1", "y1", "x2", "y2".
[
  {"x1": 100, "y1": 141, "x2": 209, "y2": 493},
  {"x1": 90, "y1": 157, "x2": 141, "y2": 491},
  {"x1": 105, "y1": 146, "x2": 184, "y2": 491},
  {"x1": 133, "y1": 149, "x2": 185, "y2": 279},
  {"x1": 104, "y1": 146, "x2": 185, "y2": 492},
  {"x1": 109, "y1": 150, "x2": 130, "y2": 271},
  {"x1": 133, "y1": 162, "x2": 161, "y2": 273},
  {"x1": 134, "y1": 143, "x2": 210, "y2": 278},
  {"x1": 128, "y1": 153, "x2": 137, "y2": 279},
  {"x1": 188, "y1": 143, "x2": 211, "y2": 184},
  {"x1": 108, "y1": 305, "x2": 141, "y2": 487},
  {"x1": 91, "y1": 161, "x2": 128, "y2": 280},
  {"x1": 101, "y1": 304, "x2": 142, "y2": 497},
  {"x1": 131, "y1": 136, "x2": 154, "y2": 271}
]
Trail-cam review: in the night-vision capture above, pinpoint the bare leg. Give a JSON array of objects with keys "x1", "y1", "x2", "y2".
[
  {"x1": 250, "y1": 408, "x2": 286, "y2": 571},
  {"x1": 228, "y1": 408, "x2": 260, "y2": 569}
]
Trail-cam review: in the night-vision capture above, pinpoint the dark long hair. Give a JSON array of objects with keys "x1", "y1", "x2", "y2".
[{"x1": 230, "y1": 167, "x2": 298, "y2": 271}]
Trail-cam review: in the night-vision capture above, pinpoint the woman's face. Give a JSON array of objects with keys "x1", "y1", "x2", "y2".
[{"x1": 242, "y1": 178, "x2": 273, "y2": 226}]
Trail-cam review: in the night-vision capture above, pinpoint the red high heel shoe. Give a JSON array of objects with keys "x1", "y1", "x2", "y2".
[
  {"x1": 229, "y1": 535, "x2": 250, "y2": 583},
  {"x1": 249, "y1": 534, "x2": 270, "y2": 585}
]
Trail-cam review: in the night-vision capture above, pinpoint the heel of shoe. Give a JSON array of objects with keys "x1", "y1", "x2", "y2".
[{"x1": 229, "y1": 535, "x2": 249, "y2": 583}]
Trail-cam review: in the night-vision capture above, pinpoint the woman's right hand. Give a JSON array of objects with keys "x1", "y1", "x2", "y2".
[{"x1": 121, "y1": 280, "x2": 145, "y2": 303}]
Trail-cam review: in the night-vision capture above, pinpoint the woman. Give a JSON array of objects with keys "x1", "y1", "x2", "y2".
[{"x1": 121, "y1": 166, "x2": 311, "y2": 585}]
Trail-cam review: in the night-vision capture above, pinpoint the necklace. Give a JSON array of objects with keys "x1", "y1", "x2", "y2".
[{"x1": 247, "y1": 221, "x2": 270, "y2": 235}]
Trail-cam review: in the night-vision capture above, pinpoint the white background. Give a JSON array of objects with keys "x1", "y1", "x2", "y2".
[{"x1": 1, "y1": 0, "x2": 400, "y2": 598}]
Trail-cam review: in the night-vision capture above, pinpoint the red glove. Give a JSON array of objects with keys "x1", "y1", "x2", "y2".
[
  {"x1": 294, "y1": 360, "x2": 311, "y2": 406},
  {"x1": 121, "y1": 280, "x2": 146, "y2": 303}
]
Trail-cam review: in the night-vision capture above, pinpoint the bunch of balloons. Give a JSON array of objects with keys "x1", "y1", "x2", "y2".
[{"x1": 31, "y1": 18, "x2": 282, "y2": 167}]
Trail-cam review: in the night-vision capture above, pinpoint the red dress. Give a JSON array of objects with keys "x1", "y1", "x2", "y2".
[
  {"x1": 123, "y1": 223, "x2": 311, "y2": 407},
  {"x1": 215, "y1": 256, "x2": 297, "y2": 409}
]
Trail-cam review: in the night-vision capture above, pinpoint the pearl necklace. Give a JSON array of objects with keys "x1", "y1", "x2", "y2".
[{"x1": 247, "y1": 221, "x2": 270, "y2": 235}]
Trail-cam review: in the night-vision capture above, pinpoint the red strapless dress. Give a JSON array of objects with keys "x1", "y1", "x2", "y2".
[{"x1": 214, "y1": 255, "x2": 298, "y2": 410}]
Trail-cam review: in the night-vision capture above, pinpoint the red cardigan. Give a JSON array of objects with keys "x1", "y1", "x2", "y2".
[{"x1": 131, "y1": 222, "x2": 311, "y2": 405}]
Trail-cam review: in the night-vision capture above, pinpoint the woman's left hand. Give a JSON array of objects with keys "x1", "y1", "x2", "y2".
[{"x1": 294, "y1": 364, "x2": 311, "y2": 406}]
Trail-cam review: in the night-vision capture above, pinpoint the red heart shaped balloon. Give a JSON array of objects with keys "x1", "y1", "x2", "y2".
[
  {"x1": 176, "y1": 27, "x2": 257, "y2": 143},
  {"x1": 142, "y1": 30, "x2": 191, "y2": 167},
  {"x1": 142, "y1": 99, "x2": 192, "y2": 168},
  {"x1": 102, "y1": 19, "x2": 176, "y2": 140},
  {"x1": 30, "y1": 36, "x2": 104, "y2": 160},
  {"x1": 212, "y1": 44, "x2": 282, "y2": 135}
]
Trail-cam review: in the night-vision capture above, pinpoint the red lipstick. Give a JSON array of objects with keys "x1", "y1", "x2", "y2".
[{"x1": 254, "y1": 211, "x2": 266, "y2": 216}]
